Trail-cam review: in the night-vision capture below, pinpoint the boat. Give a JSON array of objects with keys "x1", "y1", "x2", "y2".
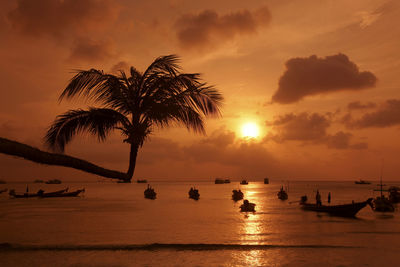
[
  {"x1": 277, "y1": 186, "x2": 288, "y2": 200},
  {"x1": 389, "y1": 186, "x2": 400, "y2": 203},
  {"x1": 33, "y1": 179, "x2": 44, "y2": 183},
  {"x1": 38, "y1": 188, "x2": 69, "y2": 197},
  {"x1": 371, "y1": 164, "x2": 394, "y2": 212},
  {"x1": 264, "y1": 178, "x2": 269, "y2": 184},
  {"x1": 240, "y1": 180, "x2": 248, "y2": 185},
  {"x1": 0, "y1": 180, "x2": 6, "y2": 184},
  {"x1": 45, "y1": 179, "x2": 62, "y2": 184},
  {"x1": 188, "y1": 187, "x2": 200, "y2": 200},
  {"x1": 144, "y1": 185, "x2": 156, "y2": 199},
  {"x1": 137, "y1": 179, "x2": 147, "y2": 183},
  {"x1": 240, "y1": 200, "x2": 256, "y2": 212},
  {"x1": 0, "y1": 188, "x2": 7, "y2": 194},
  {"x1": 300, "y1": 198, "x2": 373, "y2": 217},
  {"x1": 40, "y1": 188, "x2": 85, "y2": 198},
  {"x1": 9, "y1": 189, "x2": 44, "y2": 198},
  {"x1": 117, "y1": 180, "x2": 131, "y2": 183},
  {"x1": 232, "y1": 189, "x2": 244, "y2": 201},
  {"x1": 372, "y1": 196, "x2": 395, "y2": 212},
  {"x1": 224, "y1": 179, "x2": 231, "y2": 184},
  {"x1": 215, "y1": 178, "x2": 224, "y2": 184},
  {"x1": 355, "y1": 179, "x2": 371, "y2": 185}
]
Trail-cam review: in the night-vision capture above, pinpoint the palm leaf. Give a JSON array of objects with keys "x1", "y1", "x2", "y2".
[{"x1": 45, "y1": 108, "x2": 130, "y2": 152}]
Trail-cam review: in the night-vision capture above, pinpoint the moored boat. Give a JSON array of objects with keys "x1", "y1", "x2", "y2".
[
  {"x1": 224, "y1": 179, "x2": 231, "y2": 184},
  {"x1": 40, "y1": 188, "x2": 85, "y2": 198},
  {"x1": 300, "y1": 198, "x2": 373, "y2": 217},
  {"x1": 264, "y1": 178, "x2": 269, "y2": 184},
  {"x1": 232, "y1": 189, "x2": 244, "y2": 201},
  {"x1": 240, "y1": 180, "x2": 248, "y2": 185},
  {"x1": 38, "y1": 188, "x2": 69, "y2": 197},
  {"x1": 355, "y1": 179, "x2": 371, "y2": 185},
  {"x1": 0, "y1": 188, "x2": 8, "y2": 194},
  {"x1": 9, "y1": 189, "x2": 44, "y2": 198},
  {"x1": 372, "y1": 195, "x2": 394, "y2": 212},
  {"x1": 144, "y1": 185, "x2": 156, "y2": 199},
  {"x1": 188, "y1": 187, "x2": 200, "y2": 200},
  {"x1": 215, "y1": 178, "x2": 224, "y2": 184},
  {"x1": 389, "y1": 186, "x2": 400, "y2": 203},
  {"x1": 240, "y1": 200, "x2": 256, "y2": 212},
  {"x1": 45, "y1": 179, "x2": 62, "y2": 184},
  {"x1": 137, "y1": 179, "x2": 148, "y2": 183},
  {"x1": 277, "y1": 186, "x2": 288, "y2": 200}
]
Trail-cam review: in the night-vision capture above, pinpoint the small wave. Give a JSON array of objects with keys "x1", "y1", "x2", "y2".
[{"x1": 0, "y1": 243, "x2": 360, "y2": 251}]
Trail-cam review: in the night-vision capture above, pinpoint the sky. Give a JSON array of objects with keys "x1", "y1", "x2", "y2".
[{"x1": 1, "y1": 0, "x2": 400, "y2": 181}]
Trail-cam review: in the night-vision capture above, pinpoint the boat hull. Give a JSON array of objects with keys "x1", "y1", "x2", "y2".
[
  {"x1": 40, "y1": 189, "x2": 84, "y2": 198},
  {"x1": 300, "y1": 199, "x2": 372, "y2": 217}
]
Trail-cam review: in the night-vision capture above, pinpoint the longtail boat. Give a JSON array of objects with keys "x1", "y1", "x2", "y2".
[
  {"x1": 300, "y1": 198, "x2": 373, "y2": 217},
  {"x1": 9, "y1": 189, "x2": 44, "y2": 198},
  {"x1": 38, "y1": 188, "x2": 69, "y2": 197},
  {"x1": 40, "y1": 188, "x2": 85, "y2": 198}
]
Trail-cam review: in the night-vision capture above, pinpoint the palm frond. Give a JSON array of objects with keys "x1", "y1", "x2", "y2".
[
  {"x1": 45, "y1": 108, "x2": 130, "y2": 152},
  {"x1": 59, "y1": 69, "x2": 131, "y2": 114}
]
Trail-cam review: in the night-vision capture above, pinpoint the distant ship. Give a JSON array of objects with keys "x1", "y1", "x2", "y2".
[
  {"x1": 215, "y1": 178, "x2": 224, "y2": 184},
  {"x1": 354, "y1": 179, "x2": 371, "y2": 185},
  {"x1": 45, "y1": 179, "x2": 62, "y2": 184}
]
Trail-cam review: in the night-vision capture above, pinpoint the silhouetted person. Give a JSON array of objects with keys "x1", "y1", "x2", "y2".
[
  {"x1": 328, "y1": 192, "x2": 331, "y2": 204},
  {"x1": 316, "y1": 190, "x2": 322, "y2": 206}
]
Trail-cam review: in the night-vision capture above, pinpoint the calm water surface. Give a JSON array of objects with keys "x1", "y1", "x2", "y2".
[{"x1": 0, "y1": 180, "x2": 399, "y2": 266}]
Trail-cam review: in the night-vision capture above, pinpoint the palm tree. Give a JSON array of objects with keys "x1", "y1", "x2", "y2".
[{"x1": 44, "y1": 55, "x2": 223, "y2": 182}]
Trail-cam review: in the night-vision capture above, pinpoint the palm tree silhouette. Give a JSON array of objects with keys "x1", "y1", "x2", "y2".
[{"x1": 43, "y1": 55, "x2": 223, "y2": 182}]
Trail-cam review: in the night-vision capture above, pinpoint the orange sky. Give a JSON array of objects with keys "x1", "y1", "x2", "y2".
[{"x1": 1, "y1": 0, "x2": 400, "y2": 181}]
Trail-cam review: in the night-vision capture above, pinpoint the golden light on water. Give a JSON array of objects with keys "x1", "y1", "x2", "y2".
[{"x1": 241, "y1": 122, "x2": 260, "y2": 138}]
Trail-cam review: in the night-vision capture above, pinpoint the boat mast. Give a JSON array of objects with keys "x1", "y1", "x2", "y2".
[{"x1": 380, "y1": 159, "x2": 384, "y2": 197}]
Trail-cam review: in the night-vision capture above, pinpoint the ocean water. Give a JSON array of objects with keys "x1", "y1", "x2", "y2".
[{"x1": 0, "y1": 180, "x2": 399, "y2": 266}]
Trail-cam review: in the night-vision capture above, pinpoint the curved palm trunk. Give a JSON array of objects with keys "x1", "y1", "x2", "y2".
[
  {"x1": 0, "y1": 137, "x2": 128, "y2": 180},
  {"x1": 126, "y1": 143, "x2": 139, "y2": 182}
]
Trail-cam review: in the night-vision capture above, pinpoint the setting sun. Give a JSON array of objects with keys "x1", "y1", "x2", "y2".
[{"x1": 241, "y1": 122, "x2": 260, "y2": 138}]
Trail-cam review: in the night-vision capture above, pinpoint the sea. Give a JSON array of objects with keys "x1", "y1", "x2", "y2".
[{"x1": 0, "y1": 180, "x2": 399, "y2": 267}]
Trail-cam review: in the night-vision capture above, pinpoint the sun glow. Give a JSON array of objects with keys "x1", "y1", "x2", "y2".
[{"x1": 241, "y1": 122, "x2": 260, "y2": 138}]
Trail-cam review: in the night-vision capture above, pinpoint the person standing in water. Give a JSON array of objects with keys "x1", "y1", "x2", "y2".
[
  {"x1": 316, "y1": 190, "x2": 322, "y2": 206},
  {"x1": 328, "y1": 192, "x2": 331, "y2": 204}
]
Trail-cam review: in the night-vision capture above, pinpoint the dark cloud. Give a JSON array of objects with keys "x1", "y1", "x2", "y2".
[
  {"x1": 325, "y1": 131, "x2": 368, "y2": 150},
  {"x1": 8, "y1": 0, "x2": 120, "y2": 39},
  {"x1": 266, "y1": 112, "x2": 330, "y2": 142},
  {"x1": 68, "y1": 38, "x2": 114, "y2": 63},
  {"x1": 347, "y1": 101, "x2": 377, "y2": 110},
  {"x1": 272, "y1": 54, "x2": 377, "y2": 104},
  {"x1": 175, "y1": 6, "x2": 270, "y2": 51},
  {"x1": 267, "y1": 112, "x2": 367, "y2": 149},
  {"x1": 345, "y1": 99, "x2": 400, "y2": 128}
]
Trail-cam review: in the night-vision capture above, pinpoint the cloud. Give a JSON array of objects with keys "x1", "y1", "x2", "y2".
[
  {"x1": 266, "y1": 112, "x2": 367, "y2": 149},
  {"x1": 345, "y1": 99, "x2": 400, "y2": 128},
  {"x1": 271, "y1": 54, "x2": 377, "y2": 104},
  {"x1": 266, "y1": 112, "x2": 330, "y2": 142},
  {"x1": 347, "y1": 101, "x2": 377, "y2": 110},
  {"x1": 325, "y1": 131, "x2": 368, "y2": 150},
  {"x1": 68, "y1": 38, "x2": 115, "y2": 63},
  {"x1": 8, "y1": 0, "x2": 120, "y2": 39},
  {"x1": 175, "y1": 6, "x2": 270, "y2": 51}
]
